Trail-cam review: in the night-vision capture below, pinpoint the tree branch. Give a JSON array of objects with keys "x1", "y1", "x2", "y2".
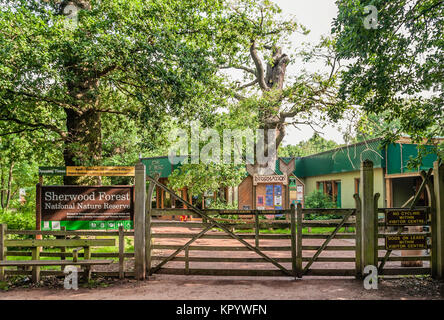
[{"x1": 250, "y1": 40, "x2": 270, "y2": 91}]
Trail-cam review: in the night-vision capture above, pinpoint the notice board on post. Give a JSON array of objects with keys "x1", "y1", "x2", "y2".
[{"x1": 38, "y1": 185, "x2": 134, "y2": 230}]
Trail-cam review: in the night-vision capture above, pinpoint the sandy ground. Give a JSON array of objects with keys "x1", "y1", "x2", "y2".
[
  {"x1": 0, "y1": 222, "x2": 441, "y2": 300},
  {"x1": 0, "y1": 275, "x2": 443, "y2": 300}
]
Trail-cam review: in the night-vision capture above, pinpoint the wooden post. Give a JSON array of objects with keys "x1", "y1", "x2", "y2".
[
  {"x1": 433, "y1": 161, "x2": 444, "y2": 279},
  {"x1": 353, "y1": 194, "x2": 362, "y2": 279},
  {"x1": 0, "y1": 224, "x2": 6, "y2": 281},
  {"x1": 83, "y1": 246, "x2": 91, "y2": 282},
  {"x1": 423, "y1": 171, "x2": 438, "y2": 278},
  {"x1": 145, "y1": 174, "x2": 158, "y2": 277},
  {"x1": 31, "y1": 247, "x2": 40, "y2": 283},
  {"x1": 35, "y1": 183, "x2": 42, "y2": 240},
  {"x1": 360, "y1": 160, "x2": 378, "y2": 271},
  {"x1": 185, "y1": 247, "x2": 189, "y2": 275},
  {"x1": 119, "y1": 225, "x2": 125, "y2": 279},
  {"x1": 254, "y1": 211, "x2": 260, "y2": 248},
  {"x1": 252, "y1": 184, "x2": 256, "y2": 210},
  {"x1": 134, "y1": 162, "x2": 146, "y2": 280},
  {"x1": 58, "y1": 226, "x2": 66, "y2": 272},
  {"x1": 290, "y1": 204, "x2": 297, "y2": 279},
  {"x1": 296, "y1": 202, "x2": 303, "y2": 278}
]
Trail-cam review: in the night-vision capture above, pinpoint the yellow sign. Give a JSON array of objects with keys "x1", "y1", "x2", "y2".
[{"x1": 66, "y1": 166, "x2": 135, "y2": 176}]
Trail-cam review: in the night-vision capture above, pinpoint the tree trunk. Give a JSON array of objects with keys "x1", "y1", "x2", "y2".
[
  {"x1": 0, "y1": 164, "x2": 4, "y2": 209},
  {"x1": 251, "y1": 46, "x2": 289, "y2": 175},
  {"x1": 63, "y1": 108, "x2": 102, "y2": 185},
  {"x1": 5, "y1": 161, "x2": 14, "y2": 210}
]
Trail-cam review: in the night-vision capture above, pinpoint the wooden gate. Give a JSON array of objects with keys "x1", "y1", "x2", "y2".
[{"x1": 145, "y1": 177, "x2": 362, "y2": 278}]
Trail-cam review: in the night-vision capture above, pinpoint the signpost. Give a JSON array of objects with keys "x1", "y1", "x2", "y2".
[
  {"x1": 39, "y1": 185, "x2": 134, "y2": 230},
  {"x1": 385, "y1": 208, "x2": 428, "y2": 226},
  {"x1": 385, "y1": 234, "x2": 428, "y2": 250},
  {"x1": 39, "y1": 166, "x2": 134, "y2": 176},
  {"x1": 253, "y1": 174, "x2": 288, "y2": 185}
]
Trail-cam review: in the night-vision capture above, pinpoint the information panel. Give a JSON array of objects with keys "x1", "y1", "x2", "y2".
[
  {"x1": 40, "y1": 185, "x2": 134, "y2": 230},
  {"x1": 385, "y1": 209, "x2": 427, "y2": 226},
  {"x1": 385, "y1": 234, "x2": 428, "y2": 250}
]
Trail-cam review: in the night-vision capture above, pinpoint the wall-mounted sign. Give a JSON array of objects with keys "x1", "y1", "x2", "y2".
[
  {"x1": 385, "y1": 209, "x2": 427, "y2": 226},
  {"x1": 257, "y1": 196, "x2": 264, "y2": 206},
  {"x1": 66, "y1": 166, "x2": 135, "y2": 176},
  {"x1": 39, "y1": 166, "x2": 135, "y2": 176},
  {"x1": 39, "y1": 167, "x2": 67, "y2": 176},
  {"x1": 385, "y1": 234, "x2": 427, "y2": 250},
  {"x1": 253, "y1": 174, "x2": 287, "y2": 185},
  {"x1": 39, "y1": 185, "x2": 134, "y2": 230}
]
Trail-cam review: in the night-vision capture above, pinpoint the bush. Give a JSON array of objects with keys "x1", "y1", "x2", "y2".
[
  {"x1": 0, "y1": 209, "x2": 35, "y2": 230},
  {"x1": 304, "y1": 190, "x2": 340, "y2": 220}
]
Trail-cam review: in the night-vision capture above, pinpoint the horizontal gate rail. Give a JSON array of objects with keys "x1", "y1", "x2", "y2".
[{"x1": 146, "y1": 176, "x2": 294, "y2": 277}]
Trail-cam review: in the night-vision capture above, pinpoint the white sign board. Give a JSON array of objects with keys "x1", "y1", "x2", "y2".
[{"x1": 253, "y1": 174, "x2": 287, "y2": 185}]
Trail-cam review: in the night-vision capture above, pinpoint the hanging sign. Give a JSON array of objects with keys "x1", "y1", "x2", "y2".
[
  {"x1": 253, "y1": 174, "x2": 287, "y2": 185},
  {"x1": 385, "y1": 209, "x2": 428, "y2": 226},
  {"x1": 385, "y1": 234, "x2": 428, "y2": 250},
  {"x1": 39, "y1": 166, "x2": 135, "y2": 176},
  {"x1": 66, "y1": 166, "x2": 135, "y2": 176}
]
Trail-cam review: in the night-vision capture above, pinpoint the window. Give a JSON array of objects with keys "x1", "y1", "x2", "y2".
[{"x1": 317, "y1": 180, "x2": 341, "y2": 205}]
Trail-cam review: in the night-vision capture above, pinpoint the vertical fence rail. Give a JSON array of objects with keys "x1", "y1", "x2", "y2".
[
  {"x1": 254, "y1": 211, "x2": 260, "y2": 248},
  {"x1": 434, "y1": 161, "x2": 444, "y2": 279},
  {"x1": 119, "y1": 225, "x2": 125, "y2": 279},
  {"x1": 361, "y1": 160, "x2": 378, "y2": 271},
  {"x1": 0, "y1": 224, "x2": 5, "y2": 281},
  {"x1": 296, "y1": 203, "x2": 303, "y2": 278},
  {"x1": 134, "y1": 162, "x2": 146, "y2": 280},
  {"x1": 290, "y1": 204, "x2": 297, "y2": 279},
  {"x1": 353, "y1": 194, "x2": 362, "y2": 279},
  {"x1": 146, "y1": 174, "x2": 158, "y2": 277}
]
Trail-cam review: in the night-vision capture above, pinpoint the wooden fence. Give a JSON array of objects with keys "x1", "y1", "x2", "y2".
[{"x1": 1, "y1": 227, "x2": 134, "y2": 279}]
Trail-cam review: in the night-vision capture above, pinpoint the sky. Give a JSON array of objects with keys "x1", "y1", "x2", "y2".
[{"x1": 269, "y1": 0, "x2": 347, "y2": 146}]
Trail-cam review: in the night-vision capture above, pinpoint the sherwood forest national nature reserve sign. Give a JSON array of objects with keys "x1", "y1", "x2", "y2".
[{"x1": 39, "y1": 186, "x2": 134, "y2": 231}]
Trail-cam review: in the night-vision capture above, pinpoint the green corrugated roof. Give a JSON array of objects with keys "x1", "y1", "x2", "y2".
[
  {"x1": 294, "y1": 139, "x2": 385, "y2": 178},
  {"x1": 141, "y1": 139, "x2": 439, "y2": 179}
]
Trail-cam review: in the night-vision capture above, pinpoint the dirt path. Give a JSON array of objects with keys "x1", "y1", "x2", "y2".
[
  {"x1": 0, "y1": 275, "x2": 442, "y2": 300},
  {"x1": 0, "y1": 222, "x2": 440, "y2": 300}
]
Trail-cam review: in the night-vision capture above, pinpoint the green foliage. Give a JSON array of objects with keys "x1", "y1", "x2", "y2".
[
  {"x1": 278, "y1": 133, "x2": 340, "y2": 157},
  {"x1": 0, "y1": 209, "x2": 35, "y2": 230},
  {"x1": 168, "y1": 163, "x2": 245, "y2": 199},
  {"x1": 333, "y1": 0, "x2": 443, "y2": 160},
  {"x1": 304, "y1": 190, "x2": 340, "y2": 220}
]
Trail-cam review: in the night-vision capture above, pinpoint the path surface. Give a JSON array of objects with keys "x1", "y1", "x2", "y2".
[
  {"x1": 0, "y1": 275, "x2": 442, "y2": 300},
  {"x1": 0, "y1": 221, "x2": 439, "y2": 300}
]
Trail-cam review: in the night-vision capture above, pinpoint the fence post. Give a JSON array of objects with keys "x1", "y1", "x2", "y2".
[
  {"x1": 296, "y1": 203, "x2": 303, "y2": 278},
  {"x1": 119, "y1": 225, "x2": 125, "y2": 279},
  {"x1": 0, "y1": 224, "x2": 6, "y2": 281},
  {"x1": 35, "y1": 183, "x2": 42, "y2": 240},
  {"x1": 254, "y1": 211, "x2": 260, "y2": 248},
  {"x1": 145, "y1": 174, "x2": 158, "y2": 277},
  {"x1": 433, "y1": 161, "x2": 444, "y2": 279},
  {"x1": 134, "y1": 162, "x2": 146, "y2": 280},
  {"x1": 290, "y1": 204, "x2": 297, "y2": 279},
  {"x1": 353, "y1": 194, "x2": 362, "y2": 279},
  {"x1": 360, "y1": 160, "x2": 378, "y2": 272}
]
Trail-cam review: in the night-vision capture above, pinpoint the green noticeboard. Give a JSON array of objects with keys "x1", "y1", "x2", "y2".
[{"x1": 41, "y1": 220, "x2": 134, "y2": 231}]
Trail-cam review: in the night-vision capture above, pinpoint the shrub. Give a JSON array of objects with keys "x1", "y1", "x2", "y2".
[
  {"x1": 304, "y1": 190, "x2": 340, "y2": 220},
  {"x1": 0, "y1": 209, "x2": 35, "y2": 230}
]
